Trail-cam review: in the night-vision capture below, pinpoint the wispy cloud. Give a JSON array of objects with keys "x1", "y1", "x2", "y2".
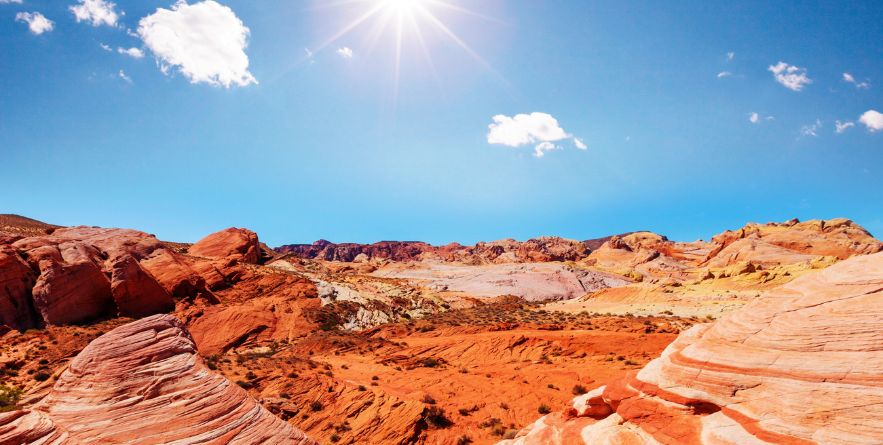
[
  {"x1": 118, "y1": 69, "x2": 132, "y2": 83},
  {"x1": 799, "y1": 119, "x2": 822, "y2": 137},
  {"x1": 748, "y1": 112, "x2": 773, "y2": 124},
  {"x1": 726, "y1": 51, "x2": 734, "y2": 61},
  {"x1": 834, "y1": 120, "x2": 855, "y2": 134},
  {"x1": 336, "y1": 47, "x2": 353, "y2": 59},
  {"x1": 842, "y1": 72, "x2": 870, "y2": 89},
  {"x1": 717, "y1": 71, "x2": 732, "y2": 79},
  {"x1": 15, "y1": 11, "x2": 54, "y2": 35},
  {"x1": 769, "y1": 61, "x2": 811, "y2": 91}
]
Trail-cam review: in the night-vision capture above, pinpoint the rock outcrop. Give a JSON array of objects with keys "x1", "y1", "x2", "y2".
[
  {"x1": 190, "y1": 227, "x2": 261, "y2": 264},
  {"x1": 500, "y1": 251, "x2": 883, "y2": 445},
  {"x1": 0, "y1": 227, "x2": 189, "y2": 330},
  {"x1": 8, "y1": 314, "x2": 316, "y2": 444}
]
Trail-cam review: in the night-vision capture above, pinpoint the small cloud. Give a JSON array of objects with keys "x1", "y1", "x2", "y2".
[
  {"x1": 100, "y1": 42, "x2": 112, "y2": 51},
  {"x1": 137, "y1": 0, "x2": 257, "y2": 88},
  {"x1": 769, "y1": 61, "x2": 811, "y2": 91},
  {"x1": 717, "y1": 71, "x2": 732, "y2": 79},
  {"x1": 117, "y1": 47, "x2": 144, "y2": 58},
  {"x1": 486, "y1": 112, "x2": 585, "y2": 158},
  {"x1": 834, "y1": 120, "x2": 855, "y2": 134},
  {"x1": 0, "y1": 0, "x2": 24, "y2": 4},
  {"x1": 533, "y1": 141, "x2": 558, "y2": 158},
  {"x1": 842, "y1": 72, "x2": 870, "y2": 89},
  {"x1": 118, "y1": 69, "x2": 132, "y2": 83},
  {"x1": 15, "y1": 11, "x2": 54, "y2": 35},
  {"x1": 727, "y1": 51, "x2": 735, "y2": 61},
  {"x1": 800, "y1": 119, "x2": 822, "y2": 137},
  {"x1": 70, "y1": 0, "x2": 120, "y2": 27},
  {"x1": 336, "y1": 47, "x2": 353, "y2": 59},
  {"x1": 748, "y1": 112, "x2": 773, "y2": 124},
  {"x1": 859, "y1": 110, "x2": 883, "y2": 132}
]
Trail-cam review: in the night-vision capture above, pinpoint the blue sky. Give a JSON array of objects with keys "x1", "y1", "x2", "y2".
[{"x1": 1, "y1": 0, "x2": 882, "y2": 246}]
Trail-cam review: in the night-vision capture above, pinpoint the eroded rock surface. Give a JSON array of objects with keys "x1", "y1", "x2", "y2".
[
  {"x1": 20, "y1": 314, "x2": 316, "y2": 444},
  {"x1": 500, "y1": 252, "x2": 883, "y2": 445}
]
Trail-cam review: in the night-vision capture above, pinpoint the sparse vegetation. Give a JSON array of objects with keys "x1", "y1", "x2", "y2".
[
  {"x1": 537, "y1": 404, "x2": 551, "y2": 414},
  {"x1": 424, "y1": 406, "x2": 453, "y2": 428},
  {"x1": 572, "y1": 384, "x2": 588, "y2": 395},
  {"x1": 0, "y1": 385, "x2": 22, "y2": 412}
]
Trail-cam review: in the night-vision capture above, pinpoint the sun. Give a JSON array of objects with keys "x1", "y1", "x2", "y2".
[
  {"x1": 381, "y1": 0, "x2": 424, "y2": 14},
  {"x1": 308, "y1": 0, "x2": 502, "y2": 105}
]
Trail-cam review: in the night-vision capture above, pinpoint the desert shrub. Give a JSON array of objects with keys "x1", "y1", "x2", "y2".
[
  {"x1": 34, "y1": 371, "x2": 51, "y2": 382},
  {"x1": 0, "y1": 385, "x2": 22, "y2": 412},
  {"x1": 424, "y1": 406, "x2": 453, "y2": 428},
  {"x1": 456, "y1": 435, "x2": 472, "y2": 445},
  {"x1": 310, "y1": 400, "x2": 324, "y2": 412},
  {"x1": 421, "y1": 357, "x2": 440, "y2": 368},
  {"x1": 329, "y1": 433, "x2": 340, "y2": 443},
  {"x1": 572, "y1": 384, "x2": 588, "y2": 395},
  {"x1": 422, "y1": 394, "x2": 436, "y2": 405},
  {"x1": 537, "y1": 404, "x2": 551, "y2": 414}
]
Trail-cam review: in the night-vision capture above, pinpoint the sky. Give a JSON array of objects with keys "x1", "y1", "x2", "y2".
[{"x1": 1, "y1": 0, "x2": 882, "y2": 247}]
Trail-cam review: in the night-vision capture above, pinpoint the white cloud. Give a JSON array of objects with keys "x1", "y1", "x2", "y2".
[
  {"x1": 15, "y1": 12, "x2": 54, "y2": 34},
  {"x1": 835, "y1": 120, "x2": 855, "y2": 134},
  {"x1": 487, "y1": 112, "x2": 585, "y2": 158},
  {"x1": 768, "y1": 61, "x2": 811, "y2": 91},
  {"x1": 727, "y1": 51, "x2": 734, "y2": 61},
  {"x1": 800, "y1": 119, "x2": 822, "y2": 137},
  {"x1": 117, "y1": 47, "x2": 144, "y2": 58},
  {"x1": 487, "y1": 112, "x2": 569, "y2": 147},
  {"x1": 336, "y1": 47, "x2": 353, "y2": 59},
  {"x1": 748, "y1": 112, "x2": 773, "y2": 124},
  {"x1": 0, "y1": 0, "x2": 24, "y2": 4},
  {"x1": 842, "y1": 72, "x2": 870, "y2": 89},
  {"x1": 100, "y1": 42, "x2": 112, "y2": 51},
  {"x1": 70, "y1": 0, "x2": 119, "y2": 27},
  {"x1": 118, "y1": 69, "x2": 132, "y2": 83},
  {"x1": 533, "y1": 142, "x2": 559, "y2": 158},
  {"x1": 717, "y1": 71, "x2": 732, "y2": 78},
  {"x1": 137, "y1": 1, "x2": 256, "y2": 88},
  {"x1": 859, "y1": 110, "x2": 883, "y2": 132}
]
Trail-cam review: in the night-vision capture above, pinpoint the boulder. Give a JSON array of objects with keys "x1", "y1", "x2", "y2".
[{"x1": 190, "y1": 227, "x2": 261, "y2": 264}]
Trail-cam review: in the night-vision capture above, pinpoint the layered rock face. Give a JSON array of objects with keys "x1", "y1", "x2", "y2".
[
  {"x1": 500, "y1": 251, "x2": 883, "y2": 445},
  {"x1": 0, "y1": 314, "x2": 315, "y2": 445}
]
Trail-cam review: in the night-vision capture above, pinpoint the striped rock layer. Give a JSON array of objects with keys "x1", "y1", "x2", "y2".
[
  {"x1": 500, "y1": 251, "x2": 883, "y2": 445},
  {"x1": 1, "y1": 314, "x2": 315, "y2": 445}
]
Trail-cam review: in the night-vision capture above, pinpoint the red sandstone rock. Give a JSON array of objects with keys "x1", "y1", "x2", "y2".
[
  {"x1": 1, "y1": 227, "x2": 216, "y2": 329},
  {"x1": 499, "y1": 252, "x2": 883, "y2": 445},
  {"x1": 0, "y1": 410, "x2": 74, "y2": 445},
  {"x1": 32, "y1": 314, "x2": 315, "y2": 444},
  {"x1": 190, "y1": 227, "x2": 261, "y2": 264},
  {"x1": 0, "y1": 247, "x2": 38, "y2": 331}
]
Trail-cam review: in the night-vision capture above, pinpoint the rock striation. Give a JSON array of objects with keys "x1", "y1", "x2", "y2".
[
  {"x1": 2, "y1": 314, "x2": 316, "y2": 444},
  {"x1": 499, "y1": 251, "x2": 883, "y2": 445}
]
